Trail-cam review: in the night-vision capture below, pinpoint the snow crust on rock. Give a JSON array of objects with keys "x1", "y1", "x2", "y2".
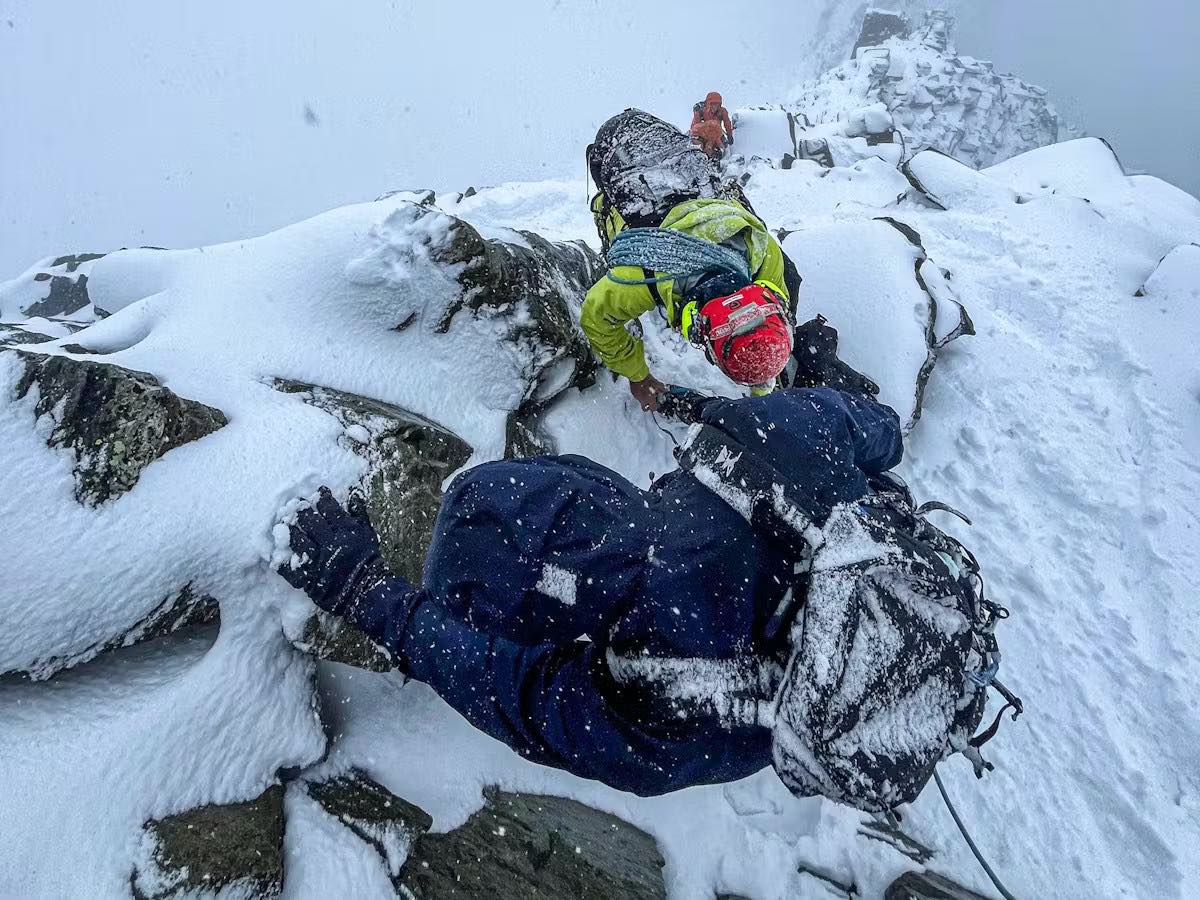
[
  {"x1": 2, "y1": 130, "x2": 1200, "y2": 900},
  {"x1": 731, "y1": 12, "x2": 1059, "y2": 174}
]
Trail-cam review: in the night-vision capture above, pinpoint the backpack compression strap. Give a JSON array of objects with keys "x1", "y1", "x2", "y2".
[{"x1": 676, "y1": 423, "x2": 825, "y2": 553}]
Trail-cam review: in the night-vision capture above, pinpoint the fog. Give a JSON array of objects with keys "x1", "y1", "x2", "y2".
[
  {"x1": 0, "y1": 0, "x2": 815, "y2": 274},
  {"x1": 1, "y1": 1, "x2": 1196, "y2": 276},
  {"x1": 955, "y1": 0, "x2": 1200, "y2": 195}
]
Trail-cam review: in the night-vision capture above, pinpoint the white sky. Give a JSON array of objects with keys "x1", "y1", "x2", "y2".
[
  {"x1": 2, "y1": 1, "x2": 1196, "y2": 275},
  {"x1": 955, "y1": 0, "x2": 1200, "y2": 194},
  {"x1": 0, "y1": 0, "x2": 815, "y2": 273}
]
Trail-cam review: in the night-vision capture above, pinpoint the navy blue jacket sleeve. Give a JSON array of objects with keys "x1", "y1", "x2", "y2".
[
  {"x1": 815, "y1": 387, "x2": 904, "y2": 475},
  {"x1": 334, "y1": 565, "x2": 678, "y2": 795}
]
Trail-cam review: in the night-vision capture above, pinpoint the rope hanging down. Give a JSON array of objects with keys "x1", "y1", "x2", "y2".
[
  {"x1": 934, "y1": 769, "x2": 1020, "y2": 900},
  {"x1": 606, "y1": 228, "x2": 751, "y2": 286}
]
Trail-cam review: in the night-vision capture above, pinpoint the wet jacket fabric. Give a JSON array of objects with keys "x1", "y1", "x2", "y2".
[
  {"x1": 334, "y1": 388, "x2": 903, "y2": 796},
  {"x1": 580, "y1": 196, "x2": 788, "y2": 383},
  {"x1": 692, "y1": 102, "x2": 734, "y2": 140}
]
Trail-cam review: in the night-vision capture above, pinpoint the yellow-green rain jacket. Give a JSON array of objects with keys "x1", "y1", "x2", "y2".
[{"x1": 581, "y1": 194, "x2": 789, "y2": 384}]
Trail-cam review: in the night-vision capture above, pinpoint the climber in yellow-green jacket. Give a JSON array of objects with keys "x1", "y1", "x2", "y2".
[{"x1": 582, "y1": 110, "x2": 801, "y2": 412}]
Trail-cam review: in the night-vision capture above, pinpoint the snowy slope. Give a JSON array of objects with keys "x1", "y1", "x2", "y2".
[{"x1": 2, "y1": 132, "x2": 1200, "y2": 900}]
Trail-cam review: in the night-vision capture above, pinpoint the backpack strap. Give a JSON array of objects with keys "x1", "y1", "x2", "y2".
[
  {"x1": 676, "y1": 423, "x2": 824, "y2": 648},
  {"x1": 676, "y1": 423, "x2": 826, "y2": 553},
  {"x1": 642, "y1": 269, "x2": 664, "y2": 308}
]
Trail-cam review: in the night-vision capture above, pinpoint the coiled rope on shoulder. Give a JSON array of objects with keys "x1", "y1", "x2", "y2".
[{"x1": 606, "y1": 227, "x2": 750, "y2": 286}]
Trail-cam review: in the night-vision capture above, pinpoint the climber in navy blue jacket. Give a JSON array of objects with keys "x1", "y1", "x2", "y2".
[{"x1": 277, "y1": 383, "x2": 904, "y2": 797}]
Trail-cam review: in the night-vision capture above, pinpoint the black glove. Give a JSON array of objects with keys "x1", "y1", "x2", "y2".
[
  {"x1": 277, "y1": 487, "x2": 383, "y2": 613},
  {"x1": 790, "y1": 315, "x2": 881, "y2": 398},
  {"x1": 656, "y1": 385, "x2": 718, "y2": 424}
]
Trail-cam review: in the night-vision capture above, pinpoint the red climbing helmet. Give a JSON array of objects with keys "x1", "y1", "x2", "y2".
[{"x1": 684, "y1": 284, "x2": 793, "y2": 386}]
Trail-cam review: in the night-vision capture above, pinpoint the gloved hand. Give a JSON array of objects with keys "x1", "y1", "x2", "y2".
[
  {"x1": 790, "y1": 315, "x2": 881, "y2": 398},
  {"x1": 656, "y1": 385, "x2": 718, "y2": 424},
  {"x1": 725, "y1": 134, "x2": 734, "y2": 147},
  {"x1": 276, "y1": 487, "x2": 383, "y2": 613}
]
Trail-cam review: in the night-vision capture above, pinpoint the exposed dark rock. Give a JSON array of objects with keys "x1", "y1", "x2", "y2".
[
  {"x1": 297, "y1": 608, "x2": 398, "y2": 673},
  {"x1": 797, "y1": 137, "x2": 836, "y2": 169},
  {"x1": 852, "y1": 8, "x2": 910, "y2": 57},
  {"x1": 275, "y1": 379, "x2": 472, "y2": 670},
  {"x1": 858, "y1": 819, "x2": 935, "y2": 865},
  {"x1": 51, "y1": 251, "x2": 106, "y2": 272},
  {"x1": 872, "y1": 218, "x2": 974, "y2": 432},
  {"x1": 10, "y1": 349, "x2": 228, "y2": 506},
  {"x1": 58, "y1": 341, "x2": 117, "y2": 355},
  {"x1": 23, "y1": 273, "x2": 92, "y2": 319},
  {"x1": 5, "y1": 584, "x2": 219, "y2": 682},
  {"x1": 885, "y1": 870, "x2": 994, "y2": 900},
  {"x1": 0, "y1": 324, "x2": 55, "y2": 345},
  {"x1": 303, "y1": 769, "x2": 432, "y2": 885},
  {"x1": 273, "y1": 379, "x2": 472, "y2": 585},
  {"x1": 431, "y1": 216, "x2": 603, "y2": 456},
  {"x1": 10, "y1": 254, "x2": 106, "y2": 320},
  {"x1": 400, "y1": 787, "x2": 667, "y2": 899},
  {"x1": 131, "y1": 785, "x2": 285, "y2": 900},
  {"x1": 797, "y1": 862, "x2": 859, "y2": 898},
  {"x1": 361, "y1": 414, "x2": 471, "y2": 585}
]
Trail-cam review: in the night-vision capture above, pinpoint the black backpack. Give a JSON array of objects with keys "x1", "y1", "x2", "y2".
[
  {"x1": 586, "y1": 109, "x2": 721, "y2": 229},
  {"x1": 678, "y1": 424, "x2": 1020, "y2": 813}
]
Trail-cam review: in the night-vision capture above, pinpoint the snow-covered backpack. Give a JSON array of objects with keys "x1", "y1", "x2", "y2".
[
  {"x1": 587, "y1": 109, "x2": 721, "y2": 228},
  {"x1": 678, "y1": 425, "x2": 1020, "y2": 813}
]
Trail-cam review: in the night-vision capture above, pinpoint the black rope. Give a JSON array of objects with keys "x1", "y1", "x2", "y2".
[
  {"x1": 934, "y1": 770, "x2": 1019, "y2": 900},
  {"x1": 649, "y1": 411, "x2": 680, "y2": 447}
]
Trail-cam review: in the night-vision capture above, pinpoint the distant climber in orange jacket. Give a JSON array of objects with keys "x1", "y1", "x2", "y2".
[{"x1": 690, "y1": 91, "x2": 734, "y2": 159}]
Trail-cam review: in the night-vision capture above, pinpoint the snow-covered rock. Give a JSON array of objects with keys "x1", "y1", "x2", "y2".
[
  {"x1": 0, "y1": 252, "x2": 107, "y2": 322},
  {"x1": 0, "y1": 199, "x2": 607, "y2": 894},
  {"x1": 733, "y1": 11, "x2": 1059, "y2": 172},
  {"x1": 3, "y1": 45, "x2": 1200, "y2": 900},
  {"x1": 401, "y1": 788, "x2": 666, "y2": 899},
  {"x1": 782, "y1": 216, "x2": 972, "y2": 430}
]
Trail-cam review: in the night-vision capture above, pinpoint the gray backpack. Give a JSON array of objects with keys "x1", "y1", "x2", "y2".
[{"x1": 679, "y1": 425, "x2": 1020, "y2": 813}]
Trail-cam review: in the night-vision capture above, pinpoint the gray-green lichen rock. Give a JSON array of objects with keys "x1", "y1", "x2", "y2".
[
  {"x1": 11, "y1": 349, "x2": 228, "y2": 506},
  {"x1": 0, "y1": 323, "x2": 56, "y2": 345},
  {"x1": 431, "y1": 216, "x2": 604, "y2": 457},
  {"x1": 276, "y1": 379, "x2": 472, "y2": 670},
  {"x1": 296, "y1": 608, "x2": 397, "y2": 673},
  {"x1": 400, "y1": 787, "x2": 667, "y2": 900},
  {"x1": 131, "y1": 785, "x2": 285, "y2": 900},
  {"x1": 275, "y1": 379, "x2": 472, "y2": 584},
  {"x1": 884, "y1": 870, "x2": 994, "y2": 900},
  {"x1": 302, "y1": 769, "x2": 433, "y2": 886}
]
